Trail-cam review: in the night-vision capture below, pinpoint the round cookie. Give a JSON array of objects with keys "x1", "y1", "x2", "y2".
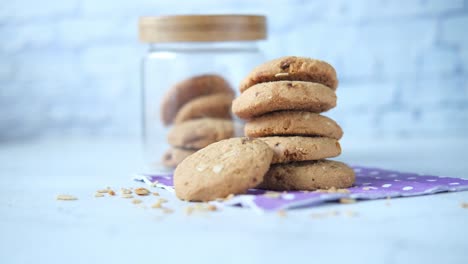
[
  {"x1": 174, "y1": 137, "x2": 274, "y2": 201},
  {"x1": 258, "y1": 160, "x2": 355, "y2": 191},
  {"x1": 245, "y1": 111, "x2": 343, "y2": 139},
  {"x1": 167, "y1": 118, "x2": 234, "y2": 149},
  {"x1": 174, "y1": 93, "x2": 233, "y2": 124},
  {"x1": 260, "y1": 136, "x2": 341, "y2": 164},
  {"x1": 162, "y1": 148, "x2": 197, "y2": 168},
  {"x1": 160, "y1": 74, "x2": 234, "y2": 125},
  {"x1": 239, "y1": 56, "x2": 338, "y2": 92},
  {"x1": 232, "y1": 81, "x2": 336, "y2": 119}
]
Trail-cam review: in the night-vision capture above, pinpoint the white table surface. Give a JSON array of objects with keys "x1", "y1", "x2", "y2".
[{"x1": 1, "y1": 137, "x2": 467, "y2": 264}]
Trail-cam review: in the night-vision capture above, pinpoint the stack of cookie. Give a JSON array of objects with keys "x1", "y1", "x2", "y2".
[
  {"x1": 232, "y1": 56, "x2": 355, "y2": 191},
  {"x1": 161, "y1": 74, "x2": 236, "y2": 167}
]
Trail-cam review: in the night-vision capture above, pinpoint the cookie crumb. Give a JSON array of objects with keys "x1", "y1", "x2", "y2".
[
  {"x1": 121, "y1": 194, "x2": 134, "y2": 199},
  {"x1": 185, "y1": 204, "x2": 217, "y2": 214},
  {"x1": 263, "y1": 191, "x2": 281, "y2": 198},
  {"x1": 94, "y1": 193, "x2": 104, "y2": 198},
  {"x1": 339, "y1": 198, "x2": 356, "y2": 204},
  {"x1": 336, "y1": 188, "x2": 350, "y2": 194},
  {"x1": 56, "y1": 194, "x2": 77, "y2": 201},
  {"x1": 135, "y1": 187, "x2": 150, "y2": 196},
  {"x1": 132, "y1": 199, "x2": 142, "y2": 204},
  {"x1": 206, "y1": 204, "x2": 217, "y2": 211},
  {"x1": 151, "y1": 202, "x2": 162, "y2": 209},
  {"x1": 153, "y1": 192, "x2": 159, "y2": 196},
  {"x1": 162, "y1": 208, "x2": 173, "y2": 214},
  {"x1": 151, "y1": 198, "x2": 168, "y2": 209},
  {"x1": 97, "y1": 189, "x2": 109, "y2": 193},
  {"x1": 461, "y1": 202, "x2": 468, "y2": 209},
  {"x1": 315, "y1": 187, "x2": 350, "y2": 194},
  {"x1": 121, "y1": 188, "x2": 132, "y2": 194},
  {"x1": 185, "y1": 206, "x2": 194, "y2": 215},
  {"x1": 108, "y1": 190, "x2": 116, "y2": 196},
  {"x1": 277, "y1": 210, "x2": 287, "y2": 217},
  {"x1": 274, "y1": 72, "x2": 289, "y2": 77}
]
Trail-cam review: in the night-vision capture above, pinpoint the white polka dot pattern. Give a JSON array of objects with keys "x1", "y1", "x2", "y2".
[{"x1": 139, "y1": 166, "x2": 468, "y2": 211}]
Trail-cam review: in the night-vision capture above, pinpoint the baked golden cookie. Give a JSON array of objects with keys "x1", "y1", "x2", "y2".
[
  {"x1": 244, "y1": 111, "x2": 343, "y2": 139},
  {"x1": 232, "y1": 81, "x2": 336, "y2": 119},
  {"x1": 167, "y1": 118, "x2": 234, "y2": 149},
  {"x1": 160, "y1": 74, "x2": 234, "y2": 125},
  {"x1": 260, "y1": 136, "x2": 341, "y2": 164},
  {"x1": 174, "y1": 93, "x2": 233, "y2": 124},
  {"x1": 162, "y1": 148, "x2": 196, "y2": 168},
  {"x1": 239, "y1": 56, "x2": 338, "y2": 92},
  {"x1": 258, "y1": 160, "x2": 355, "y2": 191},
  {"x1": 174, "y1": 137, "x2": 274, "y2": 201}
]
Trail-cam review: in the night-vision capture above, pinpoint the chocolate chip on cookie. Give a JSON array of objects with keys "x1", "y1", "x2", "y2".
[
  {"x1": 174, "y1": 137, "x2": 274, "y2": 201},
  {"x1": 239, "y1": 56, "x2": 338, "y2": 92}
]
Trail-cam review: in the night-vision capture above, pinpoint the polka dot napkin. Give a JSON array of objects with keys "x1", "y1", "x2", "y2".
[{"x1": 134, "y1": 166, "x2": 468, "y2": 212}]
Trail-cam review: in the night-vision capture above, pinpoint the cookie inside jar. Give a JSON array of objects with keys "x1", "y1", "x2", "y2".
[{"x1": 139, "y1": 15, "x2": 267, "y2": 171}]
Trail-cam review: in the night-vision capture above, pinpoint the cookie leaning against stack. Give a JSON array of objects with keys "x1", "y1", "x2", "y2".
[
  {"x1": 174, "y1": 137, "x2": 273, "y2": 201},
  {"x1": 233, "y1": 56, "x2": 355, "y2": 191},
  {"x1": 161, "y1": 74, "x2": 235, "y2": 168}
]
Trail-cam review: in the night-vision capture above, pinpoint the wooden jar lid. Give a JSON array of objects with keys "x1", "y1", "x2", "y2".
[{"x1": 139, "y1": 15, "x2": 267, "y2": 43}]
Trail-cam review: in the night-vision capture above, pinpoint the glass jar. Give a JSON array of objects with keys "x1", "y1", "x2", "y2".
[{"x1": 139, "y1": 15, "x2": 267, "y2": 171}]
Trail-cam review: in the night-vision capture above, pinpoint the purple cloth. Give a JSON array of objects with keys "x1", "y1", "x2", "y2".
[{"x1": 134, "y1": 166, "x2": 468, "y2": 211}]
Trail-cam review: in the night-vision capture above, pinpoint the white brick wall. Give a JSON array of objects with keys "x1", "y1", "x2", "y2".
[
  {"x1": 0, "y1": 0, "x2": 79, "y2": 21},
  {"x1": 0, "y1": 0, "x2": 467, "y2": 140}
]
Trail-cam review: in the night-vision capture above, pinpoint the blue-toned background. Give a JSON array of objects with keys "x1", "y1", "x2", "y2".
[{"x1": 1, "y1": 0, "x2": 467, "y2": 141}]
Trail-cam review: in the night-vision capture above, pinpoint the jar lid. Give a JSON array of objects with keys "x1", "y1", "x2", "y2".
[{"x1": 139, "y1": 15, "x2": 267, "y2": 43}]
